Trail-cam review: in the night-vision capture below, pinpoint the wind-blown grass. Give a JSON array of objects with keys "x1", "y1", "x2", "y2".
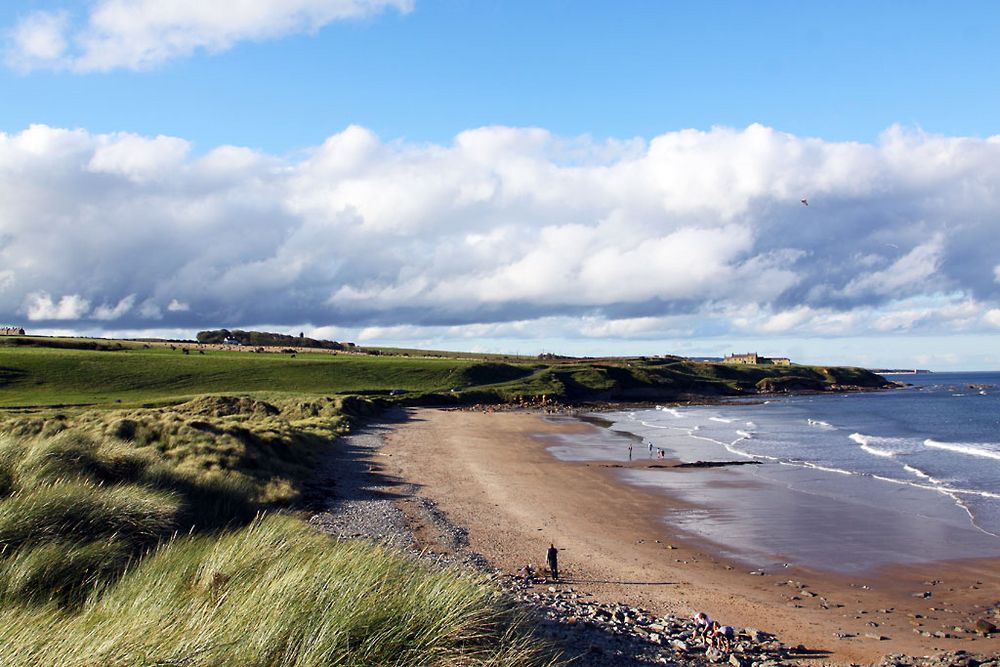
[
  {"x1": 0, "y1": 396, "x2": 557, "y2": 665},
  {"x1": 0, "y1": 515, "x2": 551, "y2": 667}
]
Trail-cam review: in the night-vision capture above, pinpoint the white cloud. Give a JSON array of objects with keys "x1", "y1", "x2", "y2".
[
  {"x1": 2, "y1": 123, "x2": 1000, "y2": 348},
  {"x1": 5, "y1": 10, "x2": 69, "y2": 70},
  {"x1": 92, "y1": 294, "x2": 137, "y2": 320},
  {"x1": 88, "y1": 134, "x2": 190, "y2": 182},
  {"x1": 4, "y1": 0, "x2": 412, "y2": 72},
  {"x1": 23, "y1": 292, "x2": 91, "y2": 320},
  {"x1": 984, "y1": 309, "x2": 1000, "y2": 329},
  {"x1": 842, "y1": 234, "x2": 945, "y2": 298}
]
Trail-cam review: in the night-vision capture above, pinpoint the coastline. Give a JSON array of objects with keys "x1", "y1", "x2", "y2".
[{"x1": 378, "y1": 408, "x2": 1000, "y2": 665}]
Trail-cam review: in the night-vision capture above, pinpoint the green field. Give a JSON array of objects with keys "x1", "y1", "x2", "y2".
[
  {"x1": 0, "y1": 336, "x2": 889, "y2": 409},
  {"x1": 0, "y1": 343, "x2": 528, "y2": 407}
]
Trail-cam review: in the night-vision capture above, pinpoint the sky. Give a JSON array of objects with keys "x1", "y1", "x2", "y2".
[{"x1": 1, "y1": 1, "x2": 1000, "y2": 370}]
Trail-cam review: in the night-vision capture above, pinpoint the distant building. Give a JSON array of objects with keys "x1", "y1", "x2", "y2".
[
  {"x1": 222, "y1": 336, "x2": 241, "y2": 345},
  {"x1": 0, "y1": 326, "x2": 25, "y2": 335},
  {"x1": 724, "y1": 352, "x2": 760, "y2": 365},
  {"x1": 724, "y1": 352, "x2": 792, "y2": 366}
]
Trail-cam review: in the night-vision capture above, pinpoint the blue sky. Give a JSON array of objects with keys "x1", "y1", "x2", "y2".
[
  {"x1": 2, "y1": 1, "x2": 1000, "y2": 369},
  {"x1": 4, "y1": 2, "x2": 999, "y2": 151}
]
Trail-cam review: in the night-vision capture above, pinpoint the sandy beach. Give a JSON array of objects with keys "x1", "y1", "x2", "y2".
[{"x1": 378, "y1": 408, "x2": 1000, "y2": 665}]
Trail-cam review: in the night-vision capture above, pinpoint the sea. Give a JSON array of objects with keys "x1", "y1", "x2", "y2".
[{"x1": 544, "y1": 372, "x2": 1000, "y2": 574}]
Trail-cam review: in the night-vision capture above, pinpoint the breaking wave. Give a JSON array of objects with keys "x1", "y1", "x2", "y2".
[{"x1": 924, "y1": 439, "x2": 1000, "y2": 461}]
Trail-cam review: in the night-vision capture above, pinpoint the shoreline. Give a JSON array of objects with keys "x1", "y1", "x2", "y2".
[{"x1": 376, "y1": 408, "x2": 1000, "y2": 665}]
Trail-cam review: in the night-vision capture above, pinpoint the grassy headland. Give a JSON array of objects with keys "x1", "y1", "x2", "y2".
[
  {"x1": 0, "y1": 334, "x2": 889, "y2": 665},
  {"x1": 0, "y1": 335, "x2": 889, "y2": 408}
]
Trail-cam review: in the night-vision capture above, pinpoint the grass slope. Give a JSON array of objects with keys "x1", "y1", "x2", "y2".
[
  {"x1": 0, "y1": 394, "x2": 552, "y2": 666},
  {"x1": 0, "y1": 344, "x2": 527, "y2": 407}
]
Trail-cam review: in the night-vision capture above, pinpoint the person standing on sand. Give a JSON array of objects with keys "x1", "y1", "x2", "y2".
[
  {"x1": 648, "y1": 441, "x2": 653, "y2": 457},
  {"x1": 546, "y1": 543, "x2": 559, "y2": 580},
  {"x1": 628, "y1": 443, "x2": 632, "y2": 461}
]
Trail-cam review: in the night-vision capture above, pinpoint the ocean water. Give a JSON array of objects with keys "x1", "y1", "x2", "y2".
[{"x1": 546, "y1": 372, "x2": 1000, "y2": 572}]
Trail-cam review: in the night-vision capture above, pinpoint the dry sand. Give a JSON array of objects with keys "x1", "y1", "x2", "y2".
[{"x1": 378, "y1": 408, "x2": 1000, "y2": 665}]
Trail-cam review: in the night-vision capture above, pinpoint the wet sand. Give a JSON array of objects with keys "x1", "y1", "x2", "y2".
[{"x1": 380, "y1": 408, "x2": 1000, "y2": 665}]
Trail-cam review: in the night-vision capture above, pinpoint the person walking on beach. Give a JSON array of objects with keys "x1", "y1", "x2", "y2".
[
  {"x1": 546, "y1": 543, "x2": 559, "y2": 580},
  {"x1": 647, "y1": 441, "x2": 653, "y2": 457},
  {"x1": 628, "y1": 443, "x2": 633, "y2": 461}
]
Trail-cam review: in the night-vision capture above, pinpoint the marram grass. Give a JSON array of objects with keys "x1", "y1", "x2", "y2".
[
  {"x1": 0, "y1": 515, "x2": 554, "y2": 667},
  {"x1": 0, "y1": 403, "x2": 558, "y2": 666}
]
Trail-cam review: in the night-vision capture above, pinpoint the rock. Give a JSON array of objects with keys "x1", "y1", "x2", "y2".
[
  {"x1": 974, "y1": 618, "x2": 997, "y2": 635},
  {"x1": 670, "y1": 639, "x2": 689, "y2": 653},
  {"x1": 729, "y1": 654, "x2": 749, "y2": 667},
  {"x1": 705, "y1": 647, "x2": 726, "y2": 662}
]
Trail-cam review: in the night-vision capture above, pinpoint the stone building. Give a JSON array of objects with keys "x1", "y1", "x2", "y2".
[
  {"x1": 724, "y1": 352, "x2": 791, "y2": 366},
  {"x1": 724, "y1": 352, "x2": 760, "y2": 365}
]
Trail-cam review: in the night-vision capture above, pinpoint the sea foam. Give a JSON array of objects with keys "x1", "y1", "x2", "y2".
[{"x1": 924, "y1": 439, "x2": 1000, "y2": 461}]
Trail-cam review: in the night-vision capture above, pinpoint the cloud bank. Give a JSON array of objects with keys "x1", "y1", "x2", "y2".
[
  {"x1": 5, "y1": 0, "x2": 411, "y2": 72},
  {"x1": 1, "y1": 123, "x2": 1000, "y2": 348}
]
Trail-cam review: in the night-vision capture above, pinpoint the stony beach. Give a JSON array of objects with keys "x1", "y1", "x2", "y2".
[{"x1": 307, "y1": 409, "x2": 1000, "y2": 666}]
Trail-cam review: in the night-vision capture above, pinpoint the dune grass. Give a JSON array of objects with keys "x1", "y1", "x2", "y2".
[
  {"x1": 0, "y1": 393, "x2": 375, "y2": 606},
  {"x1": 0, "y1": 514, "x2": 551, "y2": 667},
  {"x1": 0, "y1": 394, "x2": 558, "y2": 665}
]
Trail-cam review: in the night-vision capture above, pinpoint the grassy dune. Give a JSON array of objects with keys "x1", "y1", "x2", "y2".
[
  {"x1": 0, "y1": 392, "x2": 553, "y2": 666},
  {"x1": 0, "y1": 515, "x2": 547, "y2": 667}
]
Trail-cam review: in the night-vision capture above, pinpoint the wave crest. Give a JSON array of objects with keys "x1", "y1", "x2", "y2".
[{"x1": 924, "y1": 439, "x2": 1000, "y2": 461}]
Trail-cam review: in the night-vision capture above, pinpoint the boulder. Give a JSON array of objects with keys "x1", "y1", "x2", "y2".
[
  {"x1": 974, "y1": 618, "x2": 997, "y2": 635},
  {"x1": 705, "y1": 647, "x2": 726, "y2": 663}
]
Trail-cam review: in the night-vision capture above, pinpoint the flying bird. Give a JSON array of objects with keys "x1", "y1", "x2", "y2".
[{"x1": 800, "y1": 198, "x2": 809, "y2": 206}]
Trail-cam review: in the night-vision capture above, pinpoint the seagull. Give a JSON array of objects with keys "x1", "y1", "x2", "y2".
[{"x1": 800, "y1": 198, "x2": 809, "y2": 206}]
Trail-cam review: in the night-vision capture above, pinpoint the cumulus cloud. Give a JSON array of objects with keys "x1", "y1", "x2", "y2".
[
  {"x1": 23, "y1": 292, "x2": 91, "y2": 320},
  {"x1": 4, "y1": 0, "x2": 412, "y2": 72},
  {"x1": 93, "y1": 294, "x2": 137, "y2": 320},
  {"x1": 2, "y1": 123, "x2": 1000, "y2": 347}
]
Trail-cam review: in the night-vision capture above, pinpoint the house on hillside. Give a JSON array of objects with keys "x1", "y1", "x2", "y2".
[
  {"x1": 725, "y1": 352, "x2": 759, "y2": 365},
  {"x1": 724, "y1": 352, "x2": 792, "y2": 366}
]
